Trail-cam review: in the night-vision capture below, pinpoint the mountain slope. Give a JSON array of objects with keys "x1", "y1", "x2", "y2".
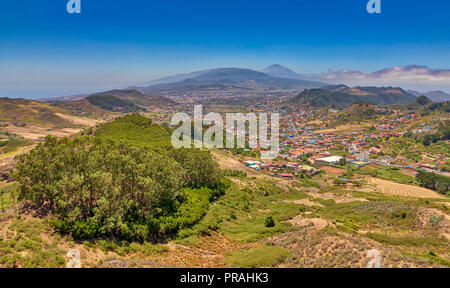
[
  {"x1": 0, "y1": 97, "x2": 74, "y2": 127},
  {"x1": 290, "y1": 86, "x2": 416, "y2": 108},
  {"x1": 88, "y1": 89, "x2": 175, "y2": 107},
  {"x1": 86, "y1": 95, "x2": 140, "y2": 113},
  {"x1": 133, "y1": 69, "x2": 213, "y2": 87}
]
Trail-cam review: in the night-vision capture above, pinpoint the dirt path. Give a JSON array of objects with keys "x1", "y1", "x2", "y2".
[{"x1": 308, "y1": 192, "x2": 368, "y2": 203}]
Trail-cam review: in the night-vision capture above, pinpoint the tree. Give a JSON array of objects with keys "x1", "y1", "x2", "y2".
[
  {"x1": 338, "y1": 158, "x2": 347, "y2": 166},
  {"x1": 416, "y1": 170, "x2": 450, "y2": 195},
  {"x1": 352, "y1": 180, "x2": 363, "y2": 187},
  {"x1": 12, "y1": 136, "x2": 186, "y2": 239},
  {"x1": 333, "y1": 178, "x2": 347, "y2": 186},
  {"x1": 171, "y1": 148, "x2": 221, "y2": 188},
  {"x1": 12, "y1": 115, "x2": 225, "y2": 241},
  {"x1": 265, "y1": 216, "x2": 275, "y2": 228}
]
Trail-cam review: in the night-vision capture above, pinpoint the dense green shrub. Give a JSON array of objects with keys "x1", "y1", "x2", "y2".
[
  {"x1": 72, "y1": 221, "x2": 100, "y2": 239},
  {"x1": 333, "y1": 178, "x2": 347, "y2": 186},
  {"x1": 265, "y1": 216, "x2": 275, "y2": 228},
  {"x1": 171, "y1": 148, "x2": 221, "y2": 188}
]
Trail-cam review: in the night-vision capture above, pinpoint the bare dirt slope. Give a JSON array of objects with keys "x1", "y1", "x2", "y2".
[{"x1": 212, "y1": 150, "x2": 267, "y2": 178}]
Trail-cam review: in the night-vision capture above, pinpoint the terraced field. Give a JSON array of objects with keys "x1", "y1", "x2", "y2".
[{"x1": 367, "y1": 177, "x2": 445, "y2": 199}]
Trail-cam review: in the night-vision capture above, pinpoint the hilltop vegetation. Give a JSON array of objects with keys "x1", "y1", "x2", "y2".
[
  {"x1": 289, "y1": 89, "x2": 358, "y2": 108},
  {"x1": 335, "y1": 102, "x2": 378, "y2": 123},
  {"x1": 94, "y1": 114, "x2": 171, "y2": 148},
  {"x1": 12, "y1": 114, "x2": 226, "y2": 241}
]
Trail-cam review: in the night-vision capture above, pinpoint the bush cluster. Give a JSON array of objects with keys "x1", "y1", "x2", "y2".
[{"x1": 12, "y1": 115, "x2": 227, "y2": 241}]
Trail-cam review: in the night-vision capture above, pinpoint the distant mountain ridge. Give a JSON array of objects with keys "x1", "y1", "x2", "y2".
[
  {"x1": 38, "y1": 65, "x2": 449, "y2": 104},
  {"x1": 136, "y1": 67, "x2": 326, "y2": 94},
  {"x1": 261, "y1": 64, "x2": 306, "y2": 80},
  {"x1": 407, "y1": 90, "x2": 450, "y2": 103}
]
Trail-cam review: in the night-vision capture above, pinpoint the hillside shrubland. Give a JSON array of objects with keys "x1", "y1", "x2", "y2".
[{"x1": 12, "y1": 114, "x2": 228, "y2": 241}]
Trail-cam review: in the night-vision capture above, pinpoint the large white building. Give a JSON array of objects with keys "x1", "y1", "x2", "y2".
[{"x1": 315, "y1": 156, "x2": 345, "y2": 165}]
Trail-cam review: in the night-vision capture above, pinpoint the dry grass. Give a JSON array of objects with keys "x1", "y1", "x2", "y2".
[
  {"x1": 53, "y1": 113, "x2": 100, "y2": 127},
  {"x1": 212, "y1": 150, "x2": 267, "y2": 178}
]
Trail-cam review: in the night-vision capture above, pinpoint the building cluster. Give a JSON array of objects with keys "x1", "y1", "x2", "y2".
[{"x1": 239, "y1": 106, "x2": 450, "y2": 179}]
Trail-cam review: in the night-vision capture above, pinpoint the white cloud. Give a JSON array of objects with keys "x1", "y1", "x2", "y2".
[{"x1": 307, "y1": 65, "x2": 450, "y2": 92}]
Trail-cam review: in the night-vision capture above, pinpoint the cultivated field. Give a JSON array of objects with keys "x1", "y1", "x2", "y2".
[{"x1": 367, "y1": 177, "x2": 445, "y2": 199}]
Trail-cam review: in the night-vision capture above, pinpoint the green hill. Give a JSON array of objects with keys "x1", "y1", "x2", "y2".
[
  {"x1": 342, "y1": 102, "x2": 377, "y2": 117},
  {"x1": 290, "y1": 86, "x2": 417, "y2": 108},
  {"x1": 289, "y1": 89, "x2": 360, "y2": 108},
  {"x1": 397, "y1": 96, "x2": 450, "y2": 114},
  {"x1": 86, "y1": 94, "x2": 140, "y2": 113},
  {"x1": 89, "y1": 89, "x2": 175, "y2": 107},
  {"x1": 401, "y1": 95, "x2": 433, "y2": 111}
]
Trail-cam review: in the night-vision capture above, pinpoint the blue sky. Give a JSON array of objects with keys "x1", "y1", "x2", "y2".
[{"x1": 1, "y1": 0, "x2": 449, "y2": 98}]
